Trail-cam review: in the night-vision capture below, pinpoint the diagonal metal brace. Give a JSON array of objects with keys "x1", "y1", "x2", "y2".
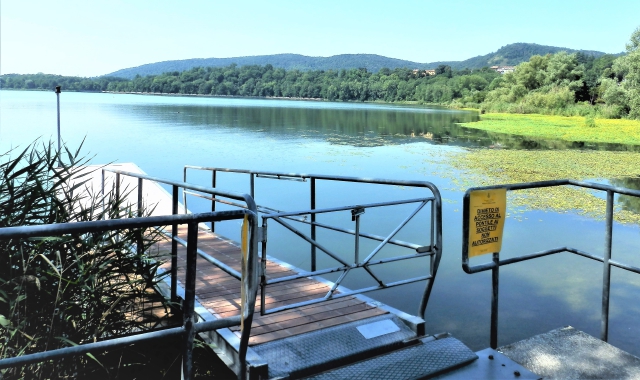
[
  {"x1": 271, "y1": 217, "x2": 350, "y2": 266},
  {"x1": 362, "y1": 200, "x2": 429, "y2": 264}
]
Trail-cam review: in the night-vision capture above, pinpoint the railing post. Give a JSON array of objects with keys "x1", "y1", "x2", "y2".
[
  {"x1": 211, "y1": 170, "x2": 217, "y2": 232},
  {"x1": 260, "y1": 218, "x2": 268, "y2": 315},
  {"x1": 115, "y1": 173, "x2": 121, "y2": 203},
  {"x1": 137, "y1": 178, "x2": 143, "y2": 217},
  {"x1": 137, "y1": 178, "x2": 144, "y2": 254},
  {"x1": 601, "y1": 190, "x2": 614, "y2": 342},
  {"x1": 101, "y1": 169, "x2": 106, "y2": 219},
  {"x1": 490, "y1": 252, "x2": 499, "y2": 349},
  {"x1": 182, "y1": 167, "x2": 188, "y2": 215},
  {"x1": 354, "y1": 215, "x2": 360, "y2": 264},
  {"x1": 310, "y1": 178, "x2": 317, "y2": 272},
  {"x1": 430, "y1": 199, "x2": 435, "y2": 252},
  {"x1": 352, "y1": 207, "x2": 365, "y2": 264},
  {"x1": 182, "y1": 221, "x2": 198, "y2": 380},
  {"x1": 250, "y1": 173, "x2": 255, "y2": 199},
  {"x1": 171, "y1": 185, "x2": 179, "y2": 303}
]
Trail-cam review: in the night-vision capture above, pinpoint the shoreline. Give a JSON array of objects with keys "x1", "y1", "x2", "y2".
[{"x1": 0, "y1": 88, "x2": 453, "y2": 108}]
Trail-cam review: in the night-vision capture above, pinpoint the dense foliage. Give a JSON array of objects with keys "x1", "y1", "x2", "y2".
[
  {"x1": 0, "y1": 65, "x2": 500, "y2": 103},
  {"x1": 479, "y1": 26, "x2": 640, "y2": 119},
  {"x1": 460, "y1": 42, "x2": 609, "y2": 72},
  {"x1": 110, "y1": 65, "x2": 502, "y2": 104},
  {"x1": 103, "y1": 43, "x2": 609, "y2": 79},
  {"x1": 0, "y1": 74, "x2": 126, "y2": 92},
  {"x1": 0, "y1": 142, "x2": 167, "y2": 378},
  {"x1": 1, "y1": 27, "x2": 638, "y2": 119}
]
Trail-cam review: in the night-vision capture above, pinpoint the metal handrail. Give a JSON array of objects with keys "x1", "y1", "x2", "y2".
[
  {"x1": 260, "y1": 198, "x2": 434, "y2": 315},
  {"x1": 100, "y1": 168, "x2": 259, "y2": 377},
  {"x1": 0, "y1": 210, "x2": 259, "y2": 380},
  {"x1": 462, "y1": 179, "x2": 640, "y2": 349},
  {"x1": 183, "y1": 165, "x2": 443, "y2": 319},
  {"x1": 101, "y1": 168, "x2": 258, "y2": 292}
]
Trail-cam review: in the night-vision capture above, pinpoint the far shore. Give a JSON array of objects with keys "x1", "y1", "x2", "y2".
[{"x1": 0, "y1": 88, "x2": 450, "y2": 108}]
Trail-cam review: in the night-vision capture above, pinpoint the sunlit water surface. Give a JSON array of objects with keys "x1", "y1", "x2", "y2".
[{"x1": 1, "y1": 90, "x2": 639, "y2": 354}]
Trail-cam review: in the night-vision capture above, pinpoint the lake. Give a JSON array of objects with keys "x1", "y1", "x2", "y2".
[{"x1": 2, "y1": 90, "x2": 639, "y2": 355}]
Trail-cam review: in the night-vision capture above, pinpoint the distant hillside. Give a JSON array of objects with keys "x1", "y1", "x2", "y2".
[
  {"x1": 106, "y1": 54, "x2": 422, "y2": 79},
  {"x1": 105, "y1": 43, "x2": 617, "y2": 79},
  {"x1": 451, "y1": 43, "x2": 612, "y2": 69}
]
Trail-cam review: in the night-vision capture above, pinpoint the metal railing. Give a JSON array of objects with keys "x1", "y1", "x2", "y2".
[
  {"x1": 462, "y1": 179, "x2": 640, "y2": 349},
  {"x1": 0, "y1": 210, "x2": 259, "y2": 380},
  {"x1": 101, "y1": 168, "x2": 260, "y2": 378},
  {"x1": 101, "y1": 168, "x2": 258, "y2": 300},
  {"x1": 184, "y1": 166, "x2": 442, "y2": 319}
]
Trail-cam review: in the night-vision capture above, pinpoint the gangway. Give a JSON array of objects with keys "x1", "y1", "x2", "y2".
[{"x1": 3, "y1": 164, "x2": 640, "y2": 379}]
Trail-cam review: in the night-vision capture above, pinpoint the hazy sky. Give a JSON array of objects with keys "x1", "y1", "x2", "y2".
[{"x1": 2, "y1": 0, "x2": 639, "y2": 77}]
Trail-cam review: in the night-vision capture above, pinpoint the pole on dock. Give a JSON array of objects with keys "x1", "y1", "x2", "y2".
[
  {"x1": 490, "y1": 251, "x2": 499, "y2": 349},
  {"x1": 55, "y1": 86, "x2": 62, "y2": 167}
]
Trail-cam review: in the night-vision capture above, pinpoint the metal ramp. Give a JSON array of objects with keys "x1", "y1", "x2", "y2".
[
  {"x1": 302, "y1": 334, "x2": 478, "y2": 380},
  {"x1": 252, "y1": 314, "x2": 416, "y2": 379}
]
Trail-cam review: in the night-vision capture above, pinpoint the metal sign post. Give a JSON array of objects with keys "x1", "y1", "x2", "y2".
[{"x1": 55, "y1": 86, "x2": 61, "y2": 167}]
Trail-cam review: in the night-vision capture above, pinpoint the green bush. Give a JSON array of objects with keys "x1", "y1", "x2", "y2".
[{"x1": 0, "y1": 141, "x2": 168, "y2": 379}]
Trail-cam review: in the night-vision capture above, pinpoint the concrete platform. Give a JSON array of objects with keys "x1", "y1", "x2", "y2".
[
  {"x1": 499, "y1": 326, "x2": 640, "y2": 379},
  {"x1": 434, "y1": 348, "x2": 540, "y2": 380}
]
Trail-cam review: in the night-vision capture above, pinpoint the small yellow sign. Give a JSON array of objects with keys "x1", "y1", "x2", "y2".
[
  {"x1": 240, "y1": 214, "x2": 249, "y2": 327},
  {"x1": 241, "y1": 214, "x2": 249, "y2": 261},
  {"x1": 468, "y1": 188, "x2": 506, "y2": 257}
]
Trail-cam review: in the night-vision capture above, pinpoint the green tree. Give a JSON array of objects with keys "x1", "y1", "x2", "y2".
[
  {"x1": 626, "y1": 26, "x2": 640, "y2": 53},
  {"x1": 607, "y1": 25, "x2": 640, "y2": 119}
]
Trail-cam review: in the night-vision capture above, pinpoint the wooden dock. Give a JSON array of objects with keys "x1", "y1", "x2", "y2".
[
  {"x1": 87, "y1": 163, "x2": 423, "y2": 378},
  {"x1": 62, "y1": 163, "x2": 640, "y2": 379},
  {"x1": 154, "y1": 225, "x2": 389, "y2": 346}
]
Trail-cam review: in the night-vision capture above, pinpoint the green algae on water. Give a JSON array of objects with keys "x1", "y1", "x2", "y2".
[{"x1": 440, "y1": 149, "x2": 640, "y2": 224}]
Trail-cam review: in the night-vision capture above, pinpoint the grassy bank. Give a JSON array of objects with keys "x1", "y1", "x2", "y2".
[{"x1": 459, "y1": 113, "x2": 640, "y2": 146}]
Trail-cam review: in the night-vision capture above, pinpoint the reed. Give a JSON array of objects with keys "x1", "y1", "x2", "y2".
[{"x1": 0, "y1": 141, "x2": 170, "y2": 378}]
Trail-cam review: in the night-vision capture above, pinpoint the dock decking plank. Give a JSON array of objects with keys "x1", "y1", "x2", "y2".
[{"x1": 154, "y1": 224, "x2": 388, "y2": 346}]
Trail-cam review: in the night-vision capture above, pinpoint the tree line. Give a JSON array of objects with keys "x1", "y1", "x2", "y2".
[
  {"x1": 1, "y1": 26, "x2": 638, "y2": 119},
  {"x1": 0, "y1": 65, "x2": 501, "y2": 103}
]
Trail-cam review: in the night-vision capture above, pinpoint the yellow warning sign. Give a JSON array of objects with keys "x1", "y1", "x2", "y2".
[
  {"x1": 240, "y1": 214, "x2": 249, "y2": 327},
  {"x1": 468, "y1": 188, "x2": 506, "y2": 257},
  {"x1": 241, "y1": 214, "x2": 249, "y2": 261}
]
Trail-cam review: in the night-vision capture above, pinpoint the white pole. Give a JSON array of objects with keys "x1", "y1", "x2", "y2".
[{"x1": 55, "y1": 86, "x2": 61, "y2": 166}]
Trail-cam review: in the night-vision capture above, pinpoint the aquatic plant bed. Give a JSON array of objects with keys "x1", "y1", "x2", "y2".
[
  {"x1": 459, "y1": 113, "x2": 640, "y2": 146},
  {"x1": 437, "y1": 149, "x2": 640, "y2": 224}
]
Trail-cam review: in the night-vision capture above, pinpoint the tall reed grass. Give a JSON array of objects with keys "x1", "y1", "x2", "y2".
[{"x1": 0, "y1": 141, "x2": 169, "y2": 379}]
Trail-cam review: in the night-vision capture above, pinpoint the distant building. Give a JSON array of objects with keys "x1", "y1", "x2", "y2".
[
  {"x1": 412, "y1": 69, "x2": 437, "y2": 77},
  {"x1": 490, "y1": 65, "x2": 516, "y2": 75}
]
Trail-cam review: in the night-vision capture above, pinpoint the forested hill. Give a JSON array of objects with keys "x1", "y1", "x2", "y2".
[
  {"x1": 106, "y1": 54, "x2": 422, "y2": 79},
  {"x1": 106, "y1": 43, "x2": 614, "y2": 79},
  {"x1": 454, "y1": 43, "x2": 612, "y2": 69}
]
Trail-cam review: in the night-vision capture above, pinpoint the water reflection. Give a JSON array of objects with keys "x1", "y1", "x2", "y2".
[
  {"x1": 611, "y1": 177, "x2": 640, "y2": 213},
  {"x1": 3, "y1": 91, "x2": 640, "y2": 356},
  {"x1": 118, "y1": 102, "x2": 482, "y2": 147},
  {"x1": 114, "y1": 100, "x2": 640, "y2": 151}
]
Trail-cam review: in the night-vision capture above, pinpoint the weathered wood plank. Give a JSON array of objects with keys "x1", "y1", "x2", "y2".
[{"x1": 152, "y1": 222, "x2": 388, "y2": 346}]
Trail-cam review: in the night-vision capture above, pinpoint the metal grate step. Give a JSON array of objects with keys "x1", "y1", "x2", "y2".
[
  {"x1": 251, "y1": 314, "x2": 417, "y2": 379},
  {"x1": 303, "y1": 336, "x2": 478, "y2": 380}
]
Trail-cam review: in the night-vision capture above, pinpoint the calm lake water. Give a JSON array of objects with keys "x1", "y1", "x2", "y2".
[{"x1": 1, "y1": 90, "x2": 639, "y2": 355}]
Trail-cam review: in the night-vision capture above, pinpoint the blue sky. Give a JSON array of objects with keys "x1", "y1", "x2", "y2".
[{"x1": 2, "y1": 0, "x2": 639, "y2": 77}]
